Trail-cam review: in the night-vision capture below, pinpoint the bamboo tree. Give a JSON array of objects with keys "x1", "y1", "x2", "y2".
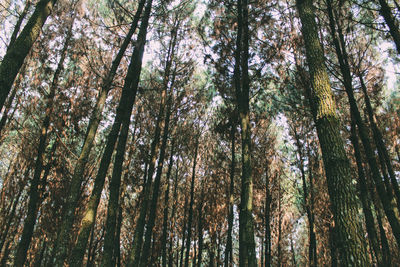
[
  {"x1": 295, "y1": 0, "x2": 369, "y2": 265},
  {"x1": 0, "y1": 0, "x2": 57, "y2": 111}
]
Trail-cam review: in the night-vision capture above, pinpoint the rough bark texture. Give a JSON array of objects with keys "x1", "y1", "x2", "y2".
[
  {"x1": 296, "y1": 0, "x2": 370, "y2": 265},
  {"x1": 0, "y1": 0, "x2": 57, "y2": 111}
]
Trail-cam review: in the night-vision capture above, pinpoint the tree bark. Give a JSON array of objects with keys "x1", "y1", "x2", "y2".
[
  {"x1": 224, "y1": 125, "x2": 235, "y2": 267},
  {"x1": 296, "y1": 0, "x2": 370, "y2": 265},
  {"x1": 0, "y1": 0, "x2": 57, "y2": 111},
  {"x1": 234, "y1": 0, "x2": 257, "y2": 265},
  {"x1": 184, "y1": 137, "x2": 199, "y2": 267},
  {"x1": 327, "y1": 0, "x2": 400, "y2": 247},
  {"x1": 377, "y1": 0, "x2": 400, "y2": 54}
]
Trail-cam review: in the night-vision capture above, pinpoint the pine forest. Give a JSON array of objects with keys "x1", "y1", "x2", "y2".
[{"x1": 1, "y1": 0, "x2": 400, "y2": 266}]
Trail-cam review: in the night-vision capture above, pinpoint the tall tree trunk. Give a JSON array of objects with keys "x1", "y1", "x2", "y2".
[
  {"x1": 293, "y1": 130, "x2": 317, "y2": 267},
  {"x1": 197, "y1": 189, "x2": 204, "y2": 267},
  {"x1": 327, "y1": 0, "x2": 400, "y2": 247},
  {"x1": 68, "y1": 1, "x2": 152, "y2": 265},
  {"x1": 184, "y1": 137, "x2": 199, "y2": 267},
  {"x1": 161, "y1": 140, "x2": 176, "y2": 267},
  {"x1": 13, "y1": 17, "x2": 72, "y2": 266},
  {"x1": 296, "y1": 0, "x2": 370, "y2": 265},
  {"x1": 7, "y1": 0, "x2": 32, "y2": 49},
  {"x1": 264, "y1": 164, "x2": 271, "y2": 267},
  {"x1": 179, "y1": 197, "x2": 189, "y2": 267},
  {"x1": 349, "y1": 116, "x2": 383, "y2": 266},
  {"x1": 234, "y1": 0, "x2": 256, "y2": 265},
  {"x1": 140, "y1": 94, "x2": 173, "y2": 267},
  {"x1": 53, "y1": 1, "x2": 146, "y2": 263},
  {"x1": 224, "y1": 125, "x2": 235, "y2": 267},
  {"x1": 168, "y1": 160, "x2": 180, "y2": 267},
  {"x1": 358, "y1": 73, "x2": 400, "y2": 211},
  {"x1": 129, "y1": 71, "x2": 169, "y2": 267},
  {"x1": 377, "y1": 0, "x2": 400, "y2": 54},
  {"x1": 0, "y1": 0, "x2": 57, "y2": 111}
]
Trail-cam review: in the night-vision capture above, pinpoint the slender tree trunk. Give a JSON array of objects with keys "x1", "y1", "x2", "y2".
[
  {"x1": 296, "y1": 0, "x2": 370, "y2": 265},
  {"x1": 327, "y1": 0, "x2": 400, "y2": 247},
  {"x1": 224, "y1": 125, "x2": 235, "y2": 267},
  {"x1": 129, "y1": 74, "x2": 168, "y2": 267},
  {"x1": 168, "y1": 160, "x2": 180, "y2": 267},
  {"x1": 161, "y1": 141, "x2": 175, "y2": 267},
  {"x1": 277, "y1": 177, "x2": 282, "y2": 267},
  {"x1": 53, "y1": 1, "x2": 146, "y2": 263},
  {"x1": 377, "y1": 0, "x2": 400, "y2": 54},
  {"x1": 264, "y1": 165, "x2": 271, "y2": 267},
  {"x1": 293, "y1": 130, "x2": 317, "y2": 267},
  {"x1": 68, "y1": 1, "x2": 152, "y2": 265},
  {"x1": 13, "y1": 18, "x2": 71, "y2": 266},
  {"x1": 349, "y1": 116, "x2": 383, "y2": 266},
  {"x1": 359, "y1": 74, "x2": 400, "y2": 211},
  {"x1": 234, "y1": 0, "x2": 256, "y2": 265},
  {"x1": 7, "y1": 0, "x2": 32, "y2": 49},
  {"x1": 0, "y1": 0, "x2": 57, "y2": 111},
  {"x1": 180, "y1": 197, "x2": 189, "y2": 267},
  {"x1": 197, "y1": 190, "x2": 204, "y2": 267},
  {"x1": 184, "y1": 137, "x2": 199, "y2": 267},
  {"x1": 140, "y1": 94, "x2": 173, "y2": 266}
]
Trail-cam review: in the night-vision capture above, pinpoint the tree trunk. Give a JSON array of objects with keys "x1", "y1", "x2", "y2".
[
  {"x1": 0, "y1": 0, "x2": 57, "y2": 111},
  {"x1": 184, "y1": 137, "x2": 199, "y2": 267},
  {"x1": 359, "y1": 73, "x2": 400, "y2": 211},
  {"x1": 264, "y1": 165, "x2": 271, "y2": 267},
  {"x1": 161, "y1": 141, "x2": 176, "y2": 267},
  {"x1": 234, "y1": 0, "x2": 256, "y2": 266},
  {"x1": 349, "y1": 116, "x2": 383, "y2": 265},
  {"x1": 180, "y1": 196, "x2": 189, "y2": 267},
  {"x1": 53, "y1": 1, "x2": 146, "y2": 263},
  {"x1": 296, "y1": 0, "x2": 370, "y2": 265},
  {"x1": 224, "y1": 125, "x2": 235, "y2": 267},
  {"x1": 13, "y1": 17, "x2": 71, "y2": 266},
  {"x1": 327, "y1": 0, "x2": 400, "y2": 247},
  {"x1": 378, "y1": 0, "x2": 400, "y2": 54},
  {"x1": 140, "y1": 93, "x2": 174, "y2": 266},
  {"x1": 68, "y1": 1, "x2": 152, "y2": 265}
]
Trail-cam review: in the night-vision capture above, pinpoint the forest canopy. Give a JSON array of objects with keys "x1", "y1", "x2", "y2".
[{"x1": 0, "y1": 0, "x2": 399, "y2": 266}]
